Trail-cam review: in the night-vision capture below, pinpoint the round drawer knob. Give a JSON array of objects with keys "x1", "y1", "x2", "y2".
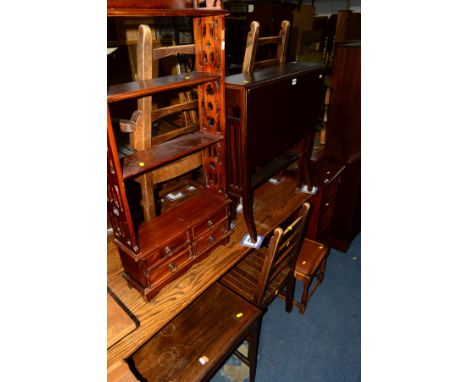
[
  {"x1": 164, "y1": 246, "x2": 173, "y2": 257},
  {"x1": 168, "y1": 263, "x2": 177, "y2": 272},
  {"x1": 207, "y1": 219, "x2": 214, "y2": 227},
  {"x1": 208, "y1": 235, "x2": 216, "y2": 243}
]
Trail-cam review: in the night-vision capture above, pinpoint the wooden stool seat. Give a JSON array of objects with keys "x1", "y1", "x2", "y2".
[
  {"x1": 293, "y1": 238, "x2": 330, "y2": 314},
  {"x1": 130, "y1": 283, "x2": 262, "y2": 382}
]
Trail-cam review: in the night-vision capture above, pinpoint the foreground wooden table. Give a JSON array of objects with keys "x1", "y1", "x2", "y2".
[
  {"x1": 107, "y1": 292, "x2": 138, "y2": 349},
  {"x1": 107, "y1": 176, "x2": 310, "y2": 368}
]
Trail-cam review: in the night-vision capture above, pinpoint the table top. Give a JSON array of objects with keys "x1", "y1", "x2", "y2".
[
  {"x1": 107, "y1": 175, "x2": 310, "y2": 367},
  {"x1": 225, "y1": 61, "x2": 326, "y2": 89}
]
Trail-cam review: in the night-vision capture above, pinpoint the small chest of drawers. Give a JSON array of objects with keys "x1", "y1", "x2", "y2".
[
  {"x1": 306, "y1": 159, "x2": 345, "y2": 243},
  {"x1": 117, "y1": 190, "x2": 231, "y2": 301}
]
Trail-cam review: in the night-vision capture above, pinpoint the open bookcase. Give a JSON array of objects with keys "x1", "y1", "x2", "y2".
[{"x1": 107, "y1": 0, "x2": 232, "y2": 301}]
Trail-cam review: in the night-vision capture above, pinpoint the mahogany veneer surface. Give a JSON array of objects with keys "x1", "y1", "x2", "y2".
[
  {"x1": 224, "y1": 61, "x2": 325, "y2": 241},
  {"x1": 225, "y1": 61, "x2": 324, "y2": 89},
  {"x1": 107, "y1": 176, "x2": 310, "y2": 367}
]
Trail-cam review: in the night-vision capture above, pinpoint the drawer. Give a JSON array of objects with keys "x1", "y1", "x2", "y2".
[
  {"x1": 317, "y1": 200, "x2": 335, "y2": 237},
  {"x1": 314, "y1": 159, "x2": 345, "y2": 205},
  {"x1": 147, "y1": 248, "x2": 193, "y2": 286},
  {"x1": 145, "y1": 231, "x2": 191, "y2": 269},
  {"x1": 193, "y1": 208, "x2": 228, "y2": 239},
  {"x1": 194, "y1": 223, "x2": 230, "y2": 256},
  {"x1": 321, "y1": 175, "x2": 340, "y2": 205}
]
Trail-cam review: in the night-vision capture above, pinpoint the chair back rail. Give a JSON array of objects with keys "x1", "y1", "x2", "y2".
[
  {"x1": 219, "y1": 203, "x2": 311, "y2": 309},
  {"x1": 242, "y1": 20, "x2": 290, "y2": 73},
  {"x1": 255, "y1": 202, "x2": 311, "y2": 306}
]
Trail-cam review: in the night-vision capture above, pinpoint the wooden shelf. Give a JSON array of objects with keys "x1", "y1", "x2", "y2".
[
  {"x1": 107, "y1": 72, "x2": 220, "y2": 103},
  {"x1": 122, "y1": 131, "x2": 222, "y2": 179},
  {"x1": 108, "y1": 8, "x2": 229, "y2": 17},
  {"x1": 107, "y1": 0, "x2": 230, "y2": 17}
]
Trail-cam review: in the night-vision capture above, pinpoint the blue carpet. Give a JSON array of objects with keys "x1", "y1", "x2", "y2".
[{"x1": 212, "y1": 233, "x2": 361, "y2": 381}]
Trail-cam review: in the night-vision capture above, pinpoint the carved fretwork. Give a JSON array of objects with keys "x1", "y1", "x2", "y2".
[
  {"x1": 194, "y1": 16, "x2": 226, "y2": 194},
  {"x1": 202, "y1": 143, "x2": 223, "y2": 193},
  {"x1": 193, "y1": 16, "x2": 224, "y2": 75},
  {"x1": 198, "y1": 80, "x2": 221, "y2": 135},
  {"x1": 107, "y1": 109, "x2": 140, "y2": 254}
]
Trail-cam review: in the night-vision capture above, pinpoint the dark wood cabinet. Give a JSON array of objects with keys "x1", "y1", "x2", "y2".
[
  {"x1": 306, "y1": 159, "x2": 345, "y2": 245},
  {"x1": 225, "y1": 61, "x2": 326, "y2": 242},
  {"x1": 322, "y1": 41, "x2": 361, "y2": 251}
]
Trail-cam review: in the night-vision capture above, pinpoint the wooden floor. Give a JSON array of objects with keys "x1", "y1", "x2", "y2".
[{"x1": 107, "y1": 175, "x2": 311, "y2": 368}]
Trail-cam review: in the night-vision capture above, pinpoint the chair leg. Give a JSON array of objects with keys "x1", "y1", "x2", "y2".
[
  {"x1": 285, "y1": 274, "x2": 296, "y2": 313},
  {"x1": 247, "y1": 317, "x2": 262, "y2": 382},
  {"x1": 299, "y1": 278, "x2": 311, "y2": 314},
  {"x1": 318, "y1": 254, "x2": 329, "y2": 284}
]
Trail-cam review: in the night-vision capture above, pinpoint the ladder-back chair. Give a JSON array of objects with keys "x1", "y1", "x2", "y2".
[
  {"x1": 128, "y1": 23, "x2": 202, "y2": 222},
  {"x1": 242, "y1": 20, "x2": 290, "y2": 73},
  {"x1": 219, "y1": 202, "x2": 311, "y2": 311}
]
